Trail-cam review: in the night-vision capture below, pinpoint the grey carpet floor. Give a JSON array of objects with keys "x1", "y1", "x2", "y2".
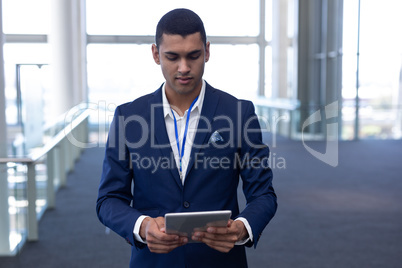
[{"x1": 1, "y1": 138, "x2": 401, "y2": 268}]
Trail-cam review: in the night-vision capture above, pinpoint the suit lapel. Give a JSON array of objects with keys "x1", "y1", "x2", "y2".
[
  {"x1": 148, "y1": 87, "x2": 183, "y2": 189},
  {"x1": 185, "y1": 84, "x2": 219, "y2": 178}
]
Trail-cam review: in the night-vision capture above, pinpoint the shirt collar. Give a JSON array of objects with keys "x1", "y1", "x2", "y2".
[{"x1": 162, "y1": 80, "x2": 206, "y2": 119}]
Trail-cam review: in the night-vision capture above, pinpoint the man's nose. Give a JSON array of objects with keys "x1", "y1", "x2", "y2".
[{"x1": 178, "y1": 59, "x2": 190, "y2": 74}]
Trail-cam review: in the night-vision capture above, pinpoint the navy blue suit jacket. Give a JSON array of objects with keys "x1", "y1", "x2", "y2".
[{"x1": 96, "y1": 83, "x2": 277, "y2": 268}]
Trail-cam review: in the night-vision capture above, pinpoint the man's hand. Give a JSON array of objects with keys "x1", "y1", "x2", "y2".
[
  {"x1": 191, "y1": 220, "x2": 248, "y2": 253},
  {"x1": 140, "y1": 217, "x2": 188, "y2": 253}
]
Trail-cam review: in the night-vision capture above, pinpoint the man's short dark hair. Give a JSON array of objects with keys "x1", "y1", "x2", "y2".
[{"x1": 155, "y1": 8, "x2": 207, "y2": 49}]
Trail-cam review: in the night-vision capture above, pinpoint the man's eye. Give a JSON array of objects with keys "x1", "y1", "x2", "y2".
[
  {"x1": 189, "y1": 55, "x2": 200, "y2": 60},
  {"x1": 166, "y1": 56, "x2": 177, "y2": 61}
]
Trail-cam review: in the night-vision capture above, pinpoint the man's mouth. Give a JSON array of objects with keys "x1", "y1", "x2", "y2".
[{"x1": 177, "y1": 77, "x2": 192, "y2": 84}]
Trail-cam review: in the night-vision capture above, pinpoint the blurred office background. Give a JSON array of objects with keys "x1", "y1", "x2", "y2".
[{"x1": 0, "y1": 0, "x2": 401, "y2": 267}]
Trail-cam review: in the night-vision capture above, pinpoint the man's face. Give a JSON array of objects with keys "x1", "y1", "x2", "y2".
[{"x1": 152, "y1": 32, "x2": 210, "y2": 97}]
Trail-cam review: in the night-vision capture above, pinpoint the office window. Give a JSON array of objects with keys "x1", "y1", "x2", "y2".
[
  {"x1": 87, "y1": 44, "x2": 163, "y2": 107},
  {"x1": 204, "y1": 44, "x2": 259, "y2": 99},
  {"x1": 87, "y1": 44, "x2": 259, "y2": 108},
  {"x1": 86, "y1": 0, "x2": 259, "y2": 36},
  {"x1": 3, "y1": 44, "x2": 51, "y2": 126},
  {"x1": 2, "y1": 0, "x2": 50, "y2": 34},
  {"x1": 342, "y1": 0, "x2": 402, "y2": 139}
]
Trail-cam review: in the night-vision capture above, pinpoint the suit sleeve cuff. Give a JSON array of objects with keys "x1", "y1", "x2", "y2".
[
  {"x1": 133, "y1": 215, "x2": 149, "y2": 244},
  {"x1": 234, "y1": 217, "x2": 253, "y2": 245}
]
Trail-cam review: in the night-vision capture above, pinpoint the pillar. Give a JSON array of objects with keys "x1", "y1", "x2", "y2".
[
  {"x1": 0, "y1": 0, "x2": 11, "y2": 255},
  {"x1": 296, "y1": 0, "x2": 343, "y2": 138},
  {"x1": 48, "y1": 0, "x2": 87, "y2": 120},
  {"x1": 272, "y1": 0, "x2": 289, "y2": 99},
  {"x1": 397, "y1": 58, "x2": 402, "y2": 138}
]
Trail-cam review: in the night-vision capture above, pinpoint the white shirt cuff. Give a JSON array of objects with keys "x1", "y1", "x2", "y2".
[
  {"x1": 234, "y1": 217, "x2": 253, "y2": 245},
  {"x1": 133, "y1": 215, "x2": 149, "y2": 244}
]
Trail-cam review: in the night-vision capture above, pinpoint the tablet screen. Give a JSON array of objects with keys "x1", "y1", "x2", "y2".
[{"x1": 165, "y1": 210, "x2": 232, "y2": 243}]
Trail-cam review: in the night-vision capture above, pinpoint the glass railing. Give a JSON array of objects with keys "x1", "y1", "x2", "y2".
[
  {"x1": 0, "y1": 103, "x2": 90, "y2": 256},
  {"x1": 253, "y1": 98, "x2": 402, "y2": 141}
]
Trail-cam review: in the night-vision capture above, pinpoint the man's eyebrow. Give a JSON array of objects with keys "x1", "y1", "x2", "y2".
[
  {"x1": 188, "y1": 50, "x2": 202, "y2": 56},
  {"x1": 164, "y1": 50, "x2": 202, "y2": 56},
  {"x1": 164, "y1": 51, "x2": 179, "y2": 56}
]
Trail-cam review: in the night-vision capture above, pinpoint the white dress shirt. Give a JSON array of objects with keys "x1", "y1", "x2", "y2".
[
  {"x1": 163, "y1": 80, "x2": 205, "y2": 183},
  {"x1": 133, "y1": 80, "x2": 253, "y2": 244}
]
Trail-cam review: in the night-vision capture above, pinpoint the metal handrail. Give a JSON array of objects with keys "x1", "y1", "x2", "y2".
[
  {"x1": 252, "y1": 96, "x2": 300, "y2": 111},
  {"x1": 252, "y1": 97, "x2": 300, "y2": 139},
  {"x1": 0, "y1": 104, "x2": 90, "y2": 164}
]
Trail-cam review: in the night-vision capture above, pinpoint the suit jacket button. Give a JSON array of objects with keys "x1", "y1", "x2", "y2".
[{"x1": 183, "y1": 201, "x2": 190, "y2": 208}]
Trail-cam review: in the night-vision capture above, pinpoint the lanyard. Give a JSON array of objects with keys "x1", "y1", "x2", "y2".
[{"x1": 171, "y1": 95, "x2": 199, "y2": 175}]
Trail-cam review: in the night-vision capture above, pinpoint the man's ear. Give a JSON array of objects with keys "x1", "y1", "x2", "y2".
[
  {"x1": 152, "y1": 44, "x2": 160, "y2": 65},
  {"x1": 205, "y1": 41, "x2": 210, "y2": 63}
]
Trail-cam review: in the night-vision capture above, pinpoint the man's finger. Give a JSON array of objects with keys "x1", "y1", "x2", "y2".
[
  {"x1": 195, "y1": 236, "x2": 235, "y2": 253},
  {"x1": 206, "y1": 226, "x2": 230, "y2": 234}
]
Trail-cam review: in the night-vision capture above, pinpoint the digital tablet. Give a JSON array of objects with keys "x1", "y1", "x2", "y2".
[{"x1": 165, "y1": 210, "x2": 232, "y2": 243}]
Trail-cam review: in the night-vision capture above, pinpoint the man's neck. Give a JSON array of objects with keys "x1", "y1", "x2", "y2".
[{"x1": 166, "y1": 88, "x2": 201, "y2": 116}]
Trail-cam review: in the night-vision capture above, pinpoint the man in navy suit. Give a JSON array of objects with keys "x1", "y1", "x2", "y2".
[{"x1": 96, "y1": 8, "x2": 277, "y2": 267}]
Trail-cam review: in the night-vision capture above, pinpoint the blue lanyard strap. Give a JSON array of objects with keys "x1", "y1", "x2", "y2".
[{"x1": 171, "y1": 95, "x2": 199, "y2": 173}]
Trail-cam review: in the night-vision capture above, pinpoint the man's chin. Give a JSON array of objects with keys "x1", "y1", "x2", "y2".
[{"x1": 173, "y1": 85, "x2": 196, "y2": 95}]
